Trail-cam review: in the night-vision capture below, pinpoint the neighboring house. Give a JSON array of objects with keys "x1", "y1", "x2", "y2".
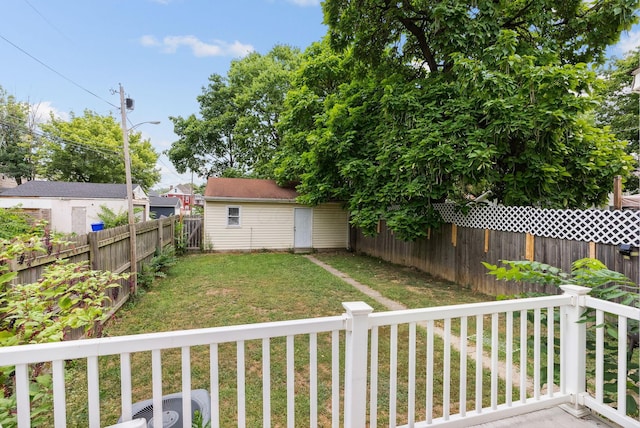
[
  {"x1": 194, "y1": 193, "x2": 204, "y2": 208},
  {"x1": 0, "y1": 181, "x2": 149, "y2": 234},
  {"x1": 149, "y1": 195, "x2": 181, "y2": 218},
  {"x1": 163, "y1": 184, "x2": 198, "y2": 214},
  {"x1": 204, "y1": 177, "x2": 349, "y2": 251}
]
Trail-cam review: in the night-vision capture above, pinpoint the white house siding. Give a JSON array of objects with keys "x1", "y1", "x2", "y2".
[
  {"x1": 0, "y1": 198, "x2": 140, "y2": 234},
  {"x1": 204, "y1": 201, "x2": 350, "y2": 251},
  {"x1": 312, "y1": 203, "x2": 349, "y2": 248},
  {"x1": 205, "y1": 202, "x2": 296, "y2": 251}
]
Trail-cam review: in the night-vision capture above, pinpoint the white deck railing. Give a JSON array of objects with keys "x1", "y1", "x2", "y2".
[{"x1": 0, "y1": 285, "x2": 638, "y2": 427}]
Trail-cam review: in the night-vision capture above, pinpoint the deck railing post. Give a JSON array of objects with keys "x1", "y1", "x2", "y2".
[
  {"x1": 342, "y1": 301, "x2": 373, "y2": 428},
  {"x1": 559, "y1": 284, "x2": 591, "y2": 417}
]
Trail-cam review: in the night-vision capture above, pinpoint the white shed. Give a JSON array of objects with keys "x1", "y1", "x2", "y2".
[
  {"x1": 0, "y1": 181, "x2": 149, "y2": 234},
  {"x1": 204, "y1": 178, "x2": 349, "y2": 251}
]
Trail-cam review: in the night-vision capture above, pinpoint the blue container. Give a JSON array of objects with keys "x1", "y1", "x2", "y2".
[{"x1": 91, "y1": 222, "x2": 105, "y2": 231}]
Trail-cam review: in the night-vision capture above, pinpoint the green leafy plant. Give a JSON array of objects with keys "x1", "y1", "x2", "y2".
[
  {"x1": 0, "y1": 233, "x2": 128, "y2": 427},
  {"x1": 95, "y1": 205, "x2": 145, "y2": 229},
  {"x1": 192, "y1": 410, "x2": 211, "y2": 428},
  {"x1": 96, "y1": 205, "x2": 129, "y2": 229},
  {"x1": 0, "y1": 207, "x2": 44, "y2": 240},
  {"x1": 137, "y1": 246, "x2": 177, "y2": 290},
  {"x1": 484, "y1": 258, "x2": 639, "y2": 416},
  {"x1": 174, "y1": 221, "x2": 187, "y2": 256}
]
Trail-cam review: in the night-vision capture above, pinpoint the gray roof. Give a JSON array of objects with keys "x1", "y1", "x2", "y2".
[
  {"x1": 149, "y1": 196, "x2": 180, "y2": 207},
  {"x1": 0, "y1": 181, "x2": 139, "y2": 199}
]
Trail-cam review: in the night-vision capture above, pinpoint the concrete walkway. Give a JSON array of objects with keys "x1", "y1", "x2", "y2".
[{"x1": 304, "y1": 255, "x2": 617, "y2": 428}]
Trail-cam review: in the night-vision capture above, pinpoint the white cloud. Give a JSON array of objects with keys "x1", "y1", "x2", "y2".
[
  {"x1": 610, "y1": 29, "x2": 640, "y2": 57},
  {"x1": 29, "y1": 101, "x2": 68, "y2": 123},
  {"x1": 140, "y1": 35, "x2": 254, "y2": 57},
  {"x1": 139, "y1": 35, "x2": 160, "y2": 48},
  {"x1": 286, "y1": 0, "x2": 321, "y2": 6}
]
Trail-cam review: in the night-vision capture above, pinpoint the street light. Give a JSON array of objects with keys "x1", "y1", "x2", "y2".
[
  {"x1": 122, "y1": 120, "x2": 160, "y2": 222},
  {"x1": 119, "y1": 83, "x2": 159, "y2": 294}
]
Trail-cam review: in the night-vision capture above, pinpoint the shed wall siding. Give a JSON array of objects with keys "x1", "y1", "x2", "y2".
[
  {"x1": 205, "y1": 201, "x2": 349, "y2": 251},
  {"x1": 205, "y1": 202, "x2": 296, "y2": 251},
  {"x1": 312, "y1": 203, "x2": 349, "y2": 248}
]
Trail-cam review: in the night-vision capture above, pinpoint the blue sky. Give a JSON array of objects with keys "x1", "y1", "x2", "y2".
[
  {"x1": 1, "y1": 0, "x2": 638, "y2": 189},
  {"x1": 1, "y1": 0, "x2": 327, "y2": 188}
]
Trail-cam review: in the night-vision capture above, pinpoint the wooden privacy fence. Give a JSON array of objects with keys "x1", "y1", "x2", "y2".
[
  {"x1": 8, "y1": 216, "x2": 177, "y2": 316},
  {"x1": 182, "y1": 215, "x2": 203, "y2": 251},
  {"x1": 352, "y1": 204, "x2": 640, "y2": 297}
]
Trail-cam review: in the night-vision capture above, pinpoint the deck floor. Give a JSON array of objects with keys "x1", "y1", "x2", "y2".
[{"x1": 469, "y1": 406, "x2": 618, "y2": 427}]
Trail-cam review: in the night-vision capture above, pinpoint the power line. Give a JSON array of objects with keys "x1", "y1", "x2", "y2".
[
  {"x1": 0, "y1": 115, "x2": 189, "y2": 186},
  {"x1": 22, "y1": 0, "x2": 75, "y2": 46},
  {"x1": 0, "y1": 33, "x2": 119, "y2": 110},
  {"x1": 1, "y1": 112, "x2": 190, "y2": 187},
  {"x1": 0, "y1": 119, "x2": 121, "y2": 160}
]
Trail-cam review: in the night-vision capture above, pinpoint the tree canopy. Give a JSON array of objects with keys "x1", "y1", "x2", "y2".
[
  {"x1": 595, "y1": 47, "x2": 640, "y2": 191},
  {"x1": 324, "y1": 0, "x2": 638, "y2": 71},
  {"x1": 167, "y1": 45, "x2": 302, "y2": 178},
  {"x1": 0, "y1": 87, "x2": 36, "y2": 184},
  {"x1": 273, "y1": 1, "x2": 637, "y2": 241},
  {"x1": 39, "y1": 110, "x2": 160, "y2": 190}
]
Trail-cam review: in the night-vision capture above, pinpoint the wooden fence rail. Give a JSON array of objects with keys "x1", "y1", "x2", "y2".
[
  {"x1": 352, "y1": 221, "x2": 640, "y2": 297},
  {"x1": 9, "y1": 217, "x2": 178, "y2": 316},
  {"x1": 182, "y1": 215, "x2": 203, "y2": 251}
]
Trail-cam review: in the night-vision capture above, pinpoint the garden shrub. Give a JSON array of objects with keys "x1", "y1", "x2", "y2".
[
  {"x1": 0, "y1": 207, "x2": 44, "y2": 240},
  {"x1": 137, "y1": 246, "x2": 177, "y2": 290},
  {"x1": 0, "y1": 233, "x2": 128, "y2": 427}
]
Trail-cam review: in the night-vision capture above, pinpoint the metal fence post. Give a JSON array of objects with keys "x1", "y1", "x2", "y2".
[
  {"x1": 342, "y1": 301, "x2": 373, "y2": 428},
  {"x1": 559, "y1": 284, "x2": 591, "y2": 417}
]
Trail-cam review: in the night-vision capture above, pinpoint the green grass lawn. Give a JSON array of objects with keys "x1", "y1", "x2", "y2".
[
  {"x1": 64, "y1": 251, "x2": 502, "y2": 427},
  {"x1": 312, "y1": 251, "x2": 490, "y2": 308}
]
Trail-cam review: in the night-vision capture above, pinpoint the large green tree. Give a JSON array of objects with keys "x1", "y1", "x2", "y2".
[
  {"x1": 39, "y1": 110, "x2": 160, "y2": 189},
  {"x1": 167, "y1": 45, "x2": 302, "y2": 178},
  {"x1": 0, "y1": 87, "x2": 36, "y2": 184},
  {"x1": 274, "y1": 1, "x2": 637, "y2": 241},
  {"x1": 324, "y1": 0, "x2": 638, "y2": 70},
  {"x1": 595, "y1": 47, "x2": 640, "y2": 191}
]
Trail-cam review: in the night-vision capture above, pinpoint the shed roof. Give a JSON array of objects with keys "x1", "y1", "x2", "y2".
[
  {"x1": 0, "y1": 181, "x2": 139, "y2": 199},
  {"x1": 149, "y1": 196, "x2": 181, "y2": 207},
  {"x1": 204, "y1": 178, "x2": 298, "y2": 201}
]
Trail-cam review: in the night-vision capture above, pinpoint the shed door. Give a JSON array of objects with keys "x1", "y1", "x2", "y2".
[
  {"x1": 71, "y1": 207, "x2": 86, "y2": 235},
  {"x1": 294, "y1": 208, "x2": 313, "y2": 248}
]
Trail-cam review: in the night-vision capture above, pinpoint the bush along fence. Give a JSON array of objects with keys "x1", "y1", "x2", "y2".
[
  {"x1": 5, "y1": 216, "x2": 178, "y2": 325},
  {"x1": 352, "y1": 203, "x2": 640, "y2": 297}
]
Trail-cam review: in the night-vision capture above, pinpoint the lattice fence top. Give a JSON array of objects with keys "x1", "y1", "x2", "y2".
[{"x1": 434, "y1": 203, "x2": 640, "y2": 247}]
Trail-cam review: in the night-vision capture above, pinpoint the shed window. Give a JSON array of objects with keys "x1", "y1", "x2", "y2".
[{"x1": 227, "y1": 206, "x2": 241, "y2": 226}]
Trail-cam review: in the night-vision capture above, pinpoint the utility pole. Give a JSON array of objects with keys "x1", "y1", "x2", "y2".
[{"x1": 120, "y1": 83, "x2": 138, "y2": 294}]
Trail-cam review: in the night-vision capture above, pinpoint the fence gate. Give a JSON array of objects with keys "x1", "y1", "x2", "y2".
[{"x1": 182, "y1": 215, "x2": 203, "y2": 251}]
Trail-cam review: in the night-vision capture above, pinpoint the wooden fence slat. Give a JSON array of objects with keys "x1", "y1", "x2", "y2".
[
  {"x1": 9, "y1": 217, "x2": 182, "y2": 315},
  {"x1": 353, "y1": 221, "x2": 639, "y2": 296}
]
